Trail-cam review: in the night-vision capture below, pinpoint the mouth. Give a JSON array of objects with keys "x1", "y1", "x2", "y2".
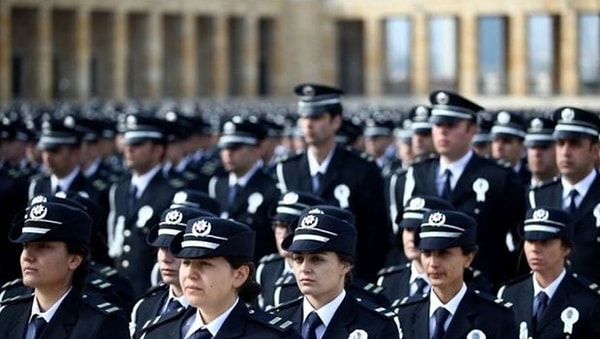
[
  {"x1": 22, "y1": 267, "x2": 37, "y2": 274},
  {"x1": 161, "y1": 269, "x2": 177, "y2": 276},
  {"x1": 184, "y1": 285, "x2": 202, "y2": 293}
]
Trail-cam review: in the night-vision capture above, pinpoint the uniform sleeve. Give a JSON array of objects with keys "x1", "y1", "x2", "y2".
[
  {"x1": 94, "y1": 314, "x2": 130, "y2": 339},
  {"x1": 497, "y1": 308, "x2": 518, "y2": 339}
]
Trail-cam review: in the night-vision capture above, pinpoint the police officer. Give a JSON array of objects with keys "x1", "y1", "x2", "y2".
[
  {"x1": 409, "y1": 105, "x2": 436, "y2": 161},
  {"x1": 271, "y1": 208, "x2": 401, "y2": 338},
  {"x1": 528, "y1": 106, "x2": 600, "y2": 285},
  {"x1": 276, "y1": 84, "x2": 392, "y2": 282},
  {"x1": 471, "y1": 111, "x2": 495, "y2": 158},
  {"x1": 491, "y1": 110, "x2": 531, "y2": 185},
  {"x1": 525, "y1": 117, "x2": 559, "y2": 188},
  {"x1": 395, "y1": 210, "x2": 517, "y2": 338},
  {"x1": 107, "y1": 114, "x2": 176, "y2": 297},
  {"x1": 363, "y1": 114, "x2": 396, "y2": 169},
  {"x1": 138, "y1": 216, "x2": 301, "y2": 338},
  {"x1": 0, "y1": 201, "x2": 129, "y2": 338},
  {"x1": 498, "y1": 207, "x2": 600, "y2": 338},
  {"x1": 391, "y1": 91, "x2": 526, "y2": 286},
  {"x1": 256, "y1": 191, "x2": 325, "y2": 309},
  {"x1": 208, "y1": 115, "x2": 280, "y2": 261},
  {"x1": 130, "y1": 206, "x2": 214, "y2": 338}
]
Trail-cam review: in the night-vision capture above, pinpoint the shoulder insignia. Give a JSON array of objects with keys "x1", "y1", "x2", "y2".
[
  {"x1": 259, "y1": 253, "x2": 283, "y2": 264},
  {"x1": 82, "y1": 294, "x2": 123, "y2": 315},
  {"x1": 498, "y1": 273, "x2": 531, "y2": 289},
  {"x1": 268, "y1": 296, "x2": 303, "y2": 313},
  {"x1": 168, "y1": 178, "x2": 186, "y2": 189},
  {"x1": 0, "y1": 292, "x2": 34, "y2": 306},
  {"x1": 277, "y1": 151, "x2": 303, "y2": 163},
  {"x1": 472, "y1": 290, "x2": 512, "y2": 308},
  {"x1": 92, "y1": 179, "x2": 108, "y2": 191},
  {"x1": 396, "y1": 292, "x2": 428, "y2": 307},
  {"x1": 274, "y1": 274, "x2": 296, "y2": 286},
  {"x1": 570, "y1": 272, "x2": 600, "y2": 294},
  {"x1": 377, "y1": 263, "x2": 410, "y2": 277},
  {"x1": 89, "y1": 278, "x2": 113, "y2": 291},
  {"x1": 361, "y1": 282, "x2": 384, "y2": 295},
  {"x1": 1, "y1": 278, "x2": 22, "y2": 290},
  {"x1": 353, "y1": 297, "x2": 396, "y2": 319},
  {"x1": 139, "y1": 307, "x2": 187, "y2": 333},
  {"x1": 246, "y1": 307, "x2": 294, "y2": 332},
  {"x1": 139, "y1": 283, "x2": 168, "y2": 299}
]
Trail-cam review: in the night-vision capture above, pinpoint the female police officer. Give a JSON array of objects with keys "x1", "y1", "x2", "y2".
[
  {"x1": 0, "y1": 200, "x2": 128, "y2": 338},
  {"x1": 138, "y1": 216, "x2": 300, "y2": 338}
]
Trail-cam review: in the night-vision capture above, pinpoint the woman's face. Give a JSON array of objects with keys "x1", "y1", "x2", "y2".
[
  {"x1": 20, "y1": 241, "x2": 82, "y2": 291},
  {"x1": 291, "y1": 251, "x2": 350, "y2": 306}
]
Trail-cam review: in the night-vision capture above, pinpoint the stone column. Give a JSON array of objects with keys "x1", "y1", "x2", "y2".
[
  {"x1": 74, "y1": 8, "x2": 91, "y2": 100},
  {"x1": 364, "y1": 16, "x2": 383, "y2": 96},
  {"x1": 181, "y1": 13, "x2": 197, "y2": 98},
  {"x1": 0, "y1": 4, "x2": 11, "y2": 102},
  {"x1": 508, "y1": 13, "x2": 526, "y2": 96},
  {"x1": 412, "y1": 11, "x2": 428, "y2": 95},
  {"x1": 147, "y1": 11, "x2": 162, "y2": 99},
  {"x1": 213, "y1": 15, "x2": 229, "y2": 97},
  {"x1": 111, "y1": 10, "x2": 127, "y2": 100},
  {"x1": 243, "y1": 15, "x2": 258, "y2": 96},
  {"x1": 37, "y1": 6, "x2": 52, "y2": 102},
  {"x1": 559, "y1": 11, "x2": 577, "y2": 95},
  {"x1": 459, "y1": 12, "x2": 477, "y2": 96}
]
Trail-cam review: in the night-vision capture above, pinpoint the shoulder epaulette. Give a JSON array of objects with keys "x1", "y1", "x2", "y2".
[
  {"x1": 570, "y1": 272, "x2": 600, "y2": 295},
  {"x1": 92, "y1": 179, "x2": 108, "y2": 191},
  {"x1": 274, "y1": 274, "x2": 296, "y2": 287},
  {"x1": 1, "y1": 278, "x2": 22, "y2": 290},
  {"x1": 377, "y1": 263, "x2": 410, "y2": 277},
  {"x1": 245, "y1": 307, "x2": 295, "y2": 332},
  {"x1": 82, "y1": 294, "x2": 123, "y2": 315},
  {"x1": 139, "y1": 306, "x2": 187, "y2": 333},
  {"x1": 495, "y1": 159, "x2": 512, "y2": 168},
  {"x1": 88, "y1": 278, "x2": 113, "y2": 292},
  {"x1": 394, "y1": 292, "x2": 428, "y2": 307},
  {"x1": 258, "y1": 253, "x2": 283, "y2": 264},
  {"x1": 409, "y1": 153, "x2": 437, "y2": 165},
  {"x1": 139, "y1": 283, "x2": 168, "y2": 299},
  {"x1": 277, "y1": 150, "x2": 303, "y2": 163},
  {"x1": 359, "y1": 282, "x2": 385, "y2": 296},
  {"x1": 168, "y1": 178, "x2": 186, "y2": 189},
  {"x1": 353, "y1": 297, "x2": 396, "y2": 319},
  {"x1": 534, "y1": 176, "x2": 561, "y2": 190},
  {"x1": 0, "y1": 292, "x2": 34, "y2": 306},
  {"x1": 268, "y1": 296, "x2": 302, "y2": 313},
  {"x1": 410, "y1": 155, "x2": 437, "y2": 167},
  {"x1": 472, "y1": 290, "x2": 513, "y2": 308}
]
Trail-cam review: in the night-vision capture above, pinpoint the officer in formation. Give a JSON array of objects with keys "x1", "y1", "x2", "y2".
[
  {"x1": 271, "y1": 207, "x2": 401, "y2": 338},
  {"x1": 395, "y1": 209, "x2": 517, "y2": 338},
  {"x1": 0, "y1": 200, "x2": 128, "y2": 338},
  {"x1": 276, "y1": 84, "x2": 392, "y2": 282},
  {"x1": 528, "y1": 106, "x2": 600, "y2": 285},
  {"x1": 363, "y1": 114, "x2": 396, "y2": 169},
  {"x1": 498, "y1": 207, "x2": 600, "y2": 338},
  {"x1": 208, "y1": 115, "x2": 280, "y2": 261},
  {"x1": 129, "y1": 206, "x2": 215, "y2": 338},
  {"x1": 524, "y1": 116, "x2": 559, "y2": 188},
  {"x1": 138, "y1": 216, "x2": 301, "y2": 338},
  {"x1": 256, "y1": 191, "x2": 325, "y2": 310},
  {"x1": 390, "y1": 90, "x2": 526, "y2": 287},
  {"x1": 107, "y1": 114, "x2": 176, "y2": 297},
  {"x1": 408, "y1": 105, "x2": 436, "y2": 162},
  {"x1": 471, "y1": 111, "x2": 494, "y2": 158},
  {"x1": 490, "y1": 110, "x2": 532, "y2": 185}
]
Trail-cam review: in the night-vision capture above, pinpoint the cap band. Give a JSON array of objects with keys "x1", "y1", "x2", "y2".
[
  {"x1": 22, "y1": 227, "x2": 51, "y2": 235},
  {"x1": 491, "y1": 126, "x2": 526, "y2": 138},
  {"x1": 124, "y1": 131, "x2": 164, "y2": 140},
  {"x1": 431, "y1": 108, "x2": 473, "y2": 120},
  {"x1": 403, "y1": 211, "x2": 425, "y2": 220},
  {"x1": 419, "y1": 231, "x2": 462, "y2": 239},
  {"x1": 218, "y1": 135, "x2": 258, "y2": 145},
  {"x1": 523, "y1": 225, "x2": 561, "y2": 234},
  {"x1": 293, "y1": 234, "x2": 330, "y2": 243},
  {"x1": 276, "y1": 206, "x2": 303, "y2": 216},
  {"x1": 39, "y1": 136, "x2": 78, "y2": 145},
  {"x1": 554, "y1": 124, "x2": 599, "y2": 137},
  {"x1": 158, "y1": 229, "x2": 182, "y2": 236},
  {"x1": 181, "y1": 240, "x2": 219, "y2": 249}
]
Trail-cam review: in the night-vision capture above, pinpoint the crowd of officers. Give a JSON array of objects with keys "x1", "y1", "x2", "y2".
[{"x1": 0, "y1": 84, "x2": 600, "y2": 338}]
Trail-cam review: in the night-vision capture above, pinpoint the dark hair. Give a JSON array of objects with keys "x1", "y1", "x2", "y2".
[
  {"x1": 65, "y1": 242, "x2": 90, "y2": 291},
  {"x1": 225, "y1": 256, "x2": 261, "y2": 303},
  {"x1": 460, "y1": 244, "x2": 478, "y2": 256},
  {"x1": 334, "y1": 253, "x2": 354, "y2": 286}
]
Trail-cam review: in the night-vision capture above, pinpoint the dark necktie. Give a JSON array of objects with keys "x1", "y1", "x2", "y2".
[
  {"x1": 191, "y1": 328, "x2": 212, "y2": 339},
  {"x1": 54, "y1": 184, "x2": 63, "y2": 194},
  {"x1": 567, "y1": 189, "x2": 579, "y2": 215},
  {"x1": 440, "y1": 169, "x2": 452, "y2": 200},
  {"x1": 128, "y1": 185, "x2": 138, "y2": 212},
  {"x1": 302, "y1": 311, "x2": 322, "y2": 339},
  {"x1": 227, "y1": 183, "x2": 241, "y2": 208},
  {"x1": 432, "y1": 307, "x2": 450, "y2": 339},
  {"x1": 533, "y1": 291, "x2": 549, "y2": 331},
  {"x1": 163, "y1": 298, "x2": 182, "y2": 314},
  {"x1": 312, "y1": 173, "x2": 323, "y2": 194},
  {"x1": 413, "y1": 277, "x2": 428, "y2": 296},
  {"x1": 31, "y1": 315, "x2": 48, "y2": 339}
]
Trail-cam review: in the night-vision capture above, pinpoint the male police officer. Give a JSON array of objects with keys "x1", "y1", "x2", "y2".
[
  {"x1": 498, "y1": 207, "x2": 600, "y2": 338},
  {"x1": 276, "y1": 84, "x2": 392, "y2": 281},
  {"x1": 491, "y1": 110, "x2": 531, "y2": 185},
  {"x1": 390, "y1": 91, "x2": 526, "y2": 286},
  {"x1": 528, "y1": 106, "x2": 600, "y2": 285},
  {"x1": 524, "y1": 117, "x2": 559, "y2": 188}
]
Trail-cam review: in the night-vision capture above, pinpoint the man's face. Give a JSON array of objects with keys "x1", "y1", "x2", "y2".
[
  {"x1": 527, "y1": 144, "x2": 558, "y2": 179},
  {"x1": 299, "y1": 114, "x2": 341, "y2": 147},
  {"x1": 555, "y1": 138, "x2": 597, "y2": 183},
  {"x1": 364, "y1": 135, "x2": 392, "y2": 158},
  {"x1": 492, "y1": 136, "x2": 524, "y2": 165},
  {"x1": 412, "y1": 133, "x2": 434, "y2": 157},
  {"x1": 42, "y1": 145, "x2": 79, "y2": 178},
  {"x1": 219, "y1": 144, "x2": 259, "y2": 177},
  {"x1": 524, "y1": 238, "x2": 570, "y2": 276},
  {"x1": 432, "y1": 120, "x2": 477, "y2": 161},
  {"x1": 421, "y1": 247, "x2": 473, "y2": 293},
  {"x1": 124, "y1": 140, "x2": 164, "y2": 174}
]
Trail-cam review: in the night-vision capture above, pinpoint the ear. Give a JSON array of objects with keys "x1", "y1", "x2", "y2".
[
  {"x1": 340, "y1": 261, "x2": 352, "y2": 276},
  {"x1": 463, "y1": 252, "x2": 475, "y2": 268},
  {"x1": 67, "y1": 254, "x2": 84, "y2": 271},
  {"x1": 232, "y1": 265, "x2": 250, "y2": 289},
  {"x1": 331, "y1": 114, "x2": 342, "y2": 131}
]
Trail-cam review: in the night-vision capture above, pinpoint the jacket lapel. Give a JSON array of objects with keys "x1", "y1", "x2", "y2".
[
  {"x1": 319, "y1": 148, "x2": 342, "y2": 197},
  {"x1": 414, "y1": 160, "x2": 438, "y2": 196},
  {"x1": 534, "y1": 180, "x2": 562, "y2": 208},
  {"x1": 322, "y1": 295, "x2": 355, "y2": 339},
  {"x1": 573, "y1": 172, "x2": 600, "y2": 223},
  {"x1": 8, "y1": 304, "x2": 30, "y2": 339},
  {"x1": 445, "y1": 291, "x2": 479, "y2": 338},
  {"x1": 214, "y1": 302, "x2": 247, "y2": 338},
  {"x1": 42, "y1": 290, "x2": 79, "y2": 339},
  {"x1": 537, "y1": 274, "x2": 577, "y2": 330},
  {"x1": 450, "y1": 155, "x2": 482, "y2": 205}
]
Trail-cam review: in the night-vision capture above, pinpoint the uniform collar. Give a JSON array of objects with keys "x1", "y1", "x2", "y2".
[
  {"x1": 131, "y1": 164, "x2": 162, "y2": 197},
  {"x1": 561, "y1": 169, "x2": 597, "y2": 201},
  {"x1": 29, "y1": 287, "x2": 72, "y2": 324},
  {"x1": 307, "y1": 144, "x2": 336, "y2": 176},
  {"x1": 51, "y1": 166, "x2": 81, "y2": 191},
  {"x1": 302, "y1": 289, "x2": 346, "y2": 328},
  {"x1": 184, "y1": 297, "x2": 239, "y2": 338},
  {"x1": 438, "y1": 150, "x2": 473, "y2": 179},
  {"x1": 228, "y1": 160, "x2": 262, "y2": 188},
  {"x1": 428, "y1": 282, "x2": 467, "y2": 318},
  {"x1": 532, "y1": 268, "x2": 566, "y2": 300},
  {"x1": 163, "y1": 286, "x2": 189, "y2": 312}
]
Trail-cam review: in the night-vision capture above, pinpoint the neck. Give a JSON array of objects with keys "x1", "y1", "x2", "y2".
[
  {"x1": 309, "y1": 141, "x2": 335, "y2": 164},
  {"x1": 306, "y1": 285, "x2": 344, "y2": 310},
  {"x1": 34, "y1": 284, "x2": 71, "y2": 312},
  {"x1": 564, "y1": 168, "x2": 594, "y2": 185},
  {"x1": 432, "y1": 281, "x2": 462, "y2": 304},
  {"x1": 198, "y1": 293, "x2": 237, "y2": 324},
  {"x1": 171, "y1": 284, "x2": 183, "y2": 298},
  {"x1": 534, "y1": 267, "x2": 563, "y2": 288},
  {"x1": 533, "y1": 171, "x2": 557, "y2": 183},
  {"x1": 412, "y1": 260, "x2": 424, "y2": 274},
  {"x1": 440, "y1": 149, "x2": 469, "y2": 165}
]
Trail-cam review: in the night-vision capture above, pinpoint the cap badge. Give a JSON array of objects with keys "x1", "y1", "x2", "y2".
[
  {"x1": 497, "y1": 112, "x2": 511, "y2": 124},
  {"x1": 415, "y1": 106, "x2": 428, "y2": 120},
  {"x1": 223, "y1": 121, "x2": 235, "y2": 134},
  {"x1": 165, "y1": 111, "x2": 177, "y2": 122},
  {"x1": 428, "y1": 212, "x2": 446, "y2": 226},
  {"x1": 300, "y1": 215, "x2": 319, "y2": 228},
  {"x1": 281, "y1": 192, "x2": 299, "y2": 205},
  {"x1": 532, "y1": 208, "x2": 549, "y2": 221},
  {"x1": 165, "y1": 210, "x2": 183, "y2": 224},
  {"x1": 172, "y1": 191, "x2": 188, "y2": 204},
  {"x1": 561, "y1": 108, "x2": 575, "y2": 122},
  {"x1": 530, "y1": 118, "x2": 544, "y2": 132},
  {"x1": 308, "y1": 208, "x2": 324, "y2": 214},
  {"x1": 409, "y1": 197, "x2": 426, "y2": 210},
  {"x1": 436, "y1": 92, "x2": 449, "y2": 105},
  {"x1": 302, "y1": 85, "x2": 315, "y2": 97},
  {"x1": 42, "y1": 121, "x2": 51, "y2": 133},
  {"x1": 30, "y1": 205, "x2": 48, "y2": 220},
  {"x1": 126, "y1": 115, "x2": 137, "y2": 129},
  {"x1": 30, "y1": 196, "x2": 47, "y2": 205},
  {"x1": 191, "y1": 219, "x2": 212, "y2": 237},
  {"x1": 63, "y1": 116, "x2": 75, "y2": 128},
  {"x1": 402, "y1": 119, "x2": 412, "y2": 129}
]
